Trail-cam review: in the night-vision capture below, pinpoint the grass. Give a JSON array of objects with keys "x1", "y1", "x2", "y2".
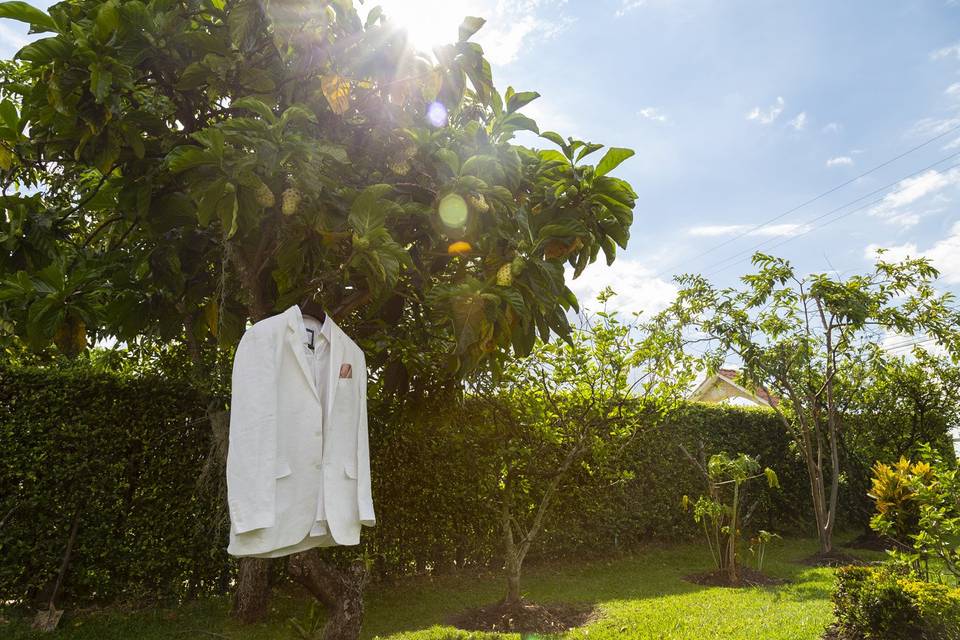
[{"x1": 4, "y1": 536, "x2": 881, "y2": 640}]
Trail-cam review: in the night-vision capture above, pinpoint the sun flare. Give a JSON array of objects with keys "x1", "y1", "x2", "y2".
[{"x1": 369, "y1": 1, "x2": 481, "y2": 53}]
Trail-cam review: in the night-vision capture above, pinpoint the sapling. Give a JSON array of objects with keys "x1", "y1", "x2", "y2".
[{"x1": 683, "y1": 452, "x2": 779, "y2": 584}]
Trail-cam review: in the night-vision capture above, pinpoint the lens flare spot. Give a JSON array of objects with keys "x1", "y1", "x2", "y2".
[
  {"x1": 427, "y1": 101, "x2": 448, "y2": 128},
  {"x1": 438, "y1": 193, "x2": 468, "y2": 228}
]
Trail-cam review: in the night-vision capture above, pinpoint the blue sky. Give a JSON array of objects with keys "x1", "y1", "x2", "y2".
[
  {"x1": 4, "y1": 1, "x2": 960, "y2": 338},
  {"x1": 377, "y1": 0, "x2": 960, "y2": 331}
]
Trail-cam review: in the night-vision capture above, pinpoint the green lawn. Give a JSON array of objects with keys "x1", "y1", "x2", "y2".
[{"x1": 5, "y1": 537, "x2": 879, "y2": 640}]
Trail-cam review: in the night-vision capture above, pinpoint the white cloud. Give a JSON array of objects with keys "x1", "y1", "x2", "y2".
[
  {"x1": 865, "y1": 221, "x2": 960, "y2": 284},
  {"x1": 616, "y1": 0, "x2": 647, "y2": 16},
  {"x1": 788, "y1": 112, "x2": 807, "y2": 131},
  {"x1": 638, "y1": 106, "x2": 668, "y2": 123},
  {"x1": 931, "y1": 42, "x2": 960, "y2": 61},
  {"x1": 868, "y1": 168, "x2": 960, "y2": 227},
  {"x1": 918, "y1": 225, "x2": 960, "y2": 283},
  {"x1": 746, "y1": 96, "x2": 785, "y2": 125},
  {"x1": 881, "y1": 169, "x2": 955, "y2": 208},
  {"x1": 826, "y1": 155, "x2": 853, "y2": 167},
  {"x1": 864, "y1": 242, "x2": 917, "y2": 263},
  {"x1": 687, "y1": 223, "x2": 810, "y2": 238},
  {"x1": 947, "y1": 82, "x2": 960, "y2": 97},
  {"x1": 568, "y1": 259, "x2": 677, "y2": 317},
  {"x1": 910, "y1": 116, "x2": 960, "y2": 138},
  {"x1": 822, "y1": 122, "x2": 842, "y2": 133}
]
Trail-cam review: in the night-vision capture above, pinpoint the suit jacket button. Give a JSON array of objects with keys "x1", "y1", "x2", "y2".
[{"x1": 314, "y1": 462, "x2": 322, "y2": 470}]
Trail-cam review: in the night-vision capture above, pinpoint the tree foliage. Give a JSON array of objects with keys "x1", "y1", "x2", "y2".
[
  {"x1": 475, "y1": 290, "x2": 691, "y2": 603},
  {"x1": 0, "y1": 0, "x2": 637, "y2": 387},
  {"x1": 655, "y1": 252, "x2": 960, "y2": 554}
]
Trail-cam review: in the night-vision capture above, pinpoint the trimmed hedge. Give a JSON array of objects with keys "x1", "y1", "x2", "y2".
[
  {"x1": 0, "y1": 366, "x2": 227, "y2": 605},
  {"x1": 0, "y1": 365, "x2": 867, "y2": 605},
  {"x1": 833, "y1": 566, "x2": 960, "y2": 639}
]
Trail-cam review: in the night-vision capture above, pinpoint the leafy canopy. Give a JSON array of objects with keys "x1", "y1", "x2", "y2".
[{"x1": 0, "y1": 0, "x2": 637, "y2": 382}]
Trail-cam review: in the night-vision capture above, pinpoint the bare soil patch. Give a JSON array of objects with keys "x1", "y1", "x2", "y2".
[
  {"x1": 683, "y1": 567, "x2": 788, "y2": 587},
  {"x1": 447, "y1": 599, "x2": 598, "y2": 634}
]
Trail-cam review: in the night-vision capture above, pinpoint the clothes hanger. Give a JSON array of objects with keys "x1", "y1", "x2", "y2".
[{"x1": 298, "y1": 295, "x2": 326, "y2": 350}]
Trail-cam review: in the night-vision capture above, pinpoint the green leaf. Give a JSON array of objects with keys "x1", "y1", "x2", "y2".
[
  {"x1": 228, "y1": 0, "x2": 260, "y2": 49},
  {"x1": 539, "y1": 149, "x2": 568, "y2": 165},
  {"x1": 93, "y1": 1, "x2": 119, "y2": 41},
  {"x1": 0, "y1": 1, "x2": 57, "y2": 32},
  {"x1": 230, "y1": 96, "x2": 277, "y2": 124},
  {"x1": 0, "y1": 100, "x2": 18, "y2": 132},
  {"x1": 121, "y1": 124, "x2": 145, "y2": 159},
  {"x1": 458, "y1": 16, "x2": 485, "y2": 42},
  {"x1": 348, "y1": 184, "x2": 393, "y2": 235},
  {"x1": 175, "y1": 62, "x2": 211, "y2": 91},
  {"x1": 540, "y1": 131, "x2": 566, "y2": 149},
  {"x1": 316, "y1": 144, "x2": 348, "y2": 164},
  {"x1": 575, "y1": 143, "x2": 603, "y2": 163},
  {"x1": 89, "y1": 64, "x2": 112, "y2": 103},
  {"x1": 500, "y1": 112, "x2": 539, "y2": 135},
  {"x1": 164, "y1": 146, "x2": 217, "y2": 173},
  {"x1": 435, "y1": 148, "x2": 460, "y2": 175},
  {"x1": 16, "y1": 36, "x2": 69, "y2": 63},
  {"x1": 279, "y1": 104, "x2": 317, "y2": 128},
  {"x1": 196, "y1": 178, "x2": 226, "y2": 227},
  {"x1": 218, "y1": 185, "x2": 238, "y2": 238},
  {"x1": 365, "y1": 5, "x2": 382, "y2": 27},
  {"x1": 537, "y1": 219, "x2": 588, "y2": 239},
  {"x1": 764, "y1": 467, "x2": 780, "y2": 489},
  {"x1": 594, "y1": 147, "x2": 635, "y2": 177},
  {"x1": 506, "y1": 90, "x2": 539, "y2": 113}
]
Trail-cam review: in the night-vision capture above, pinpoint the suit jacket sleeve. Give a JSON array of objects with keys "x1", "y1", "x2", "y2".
[
  {"x1": 357, "y1": 356, "x2": 376, "y2": 526},
  {"x1": 226, "y1": 328, "x2": 279, "y2": 534}
]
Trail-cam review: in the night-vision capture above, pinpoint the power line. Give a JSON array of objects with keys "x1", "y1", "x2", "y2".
[
  {"x1": 882, "y1": 336, "x2": 938, "y2": 352},
  {"x1": 655, "y1": 120, "x2": 960, "y2": 280},
  {"x1": 698, "y1": 155, "x2": 960, "y2": 279}
]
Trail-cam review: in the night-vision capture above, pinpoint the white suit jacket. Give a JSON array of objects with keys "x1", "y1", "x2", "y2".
[{"x1": 226, "y1": 306, "x2": 375, "y2": 558}]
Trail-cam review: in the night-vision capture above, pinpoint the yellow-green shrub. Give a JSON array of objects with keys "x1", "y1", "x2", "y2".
[{"x1": 834, "y1": 566, "x2": 960, "y2": 639}]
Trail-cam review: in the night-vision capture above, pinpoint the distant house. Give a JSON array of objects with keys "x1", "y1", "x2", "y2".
[{"x1": 688, "y1": 368, "x2": 778, "y2": 409}]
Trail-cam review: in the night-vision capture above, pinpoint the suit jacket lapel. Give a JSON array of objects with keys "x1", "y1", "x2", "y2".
[
  {"x1": 284, "y1": 307, "x2": 322, "y2": 402},
  {"x1": 325, "y1": 319, "x2": 348, "y2": 427}
]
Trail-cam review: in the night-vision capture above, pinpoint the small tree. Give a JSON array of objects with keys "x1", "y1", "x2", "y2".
[
  {"x1": 475, "y1": 290, "x2": 690, "y2": 605},
  {"x1": 683, "y1": 452, "x2": 778, "y2": 584},
  {"x1": 656, "y1": 253, "x2": 960, "y2": 556}
]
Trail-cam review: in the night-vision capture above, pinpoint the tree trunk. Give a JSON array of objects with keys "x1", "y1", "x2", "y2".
[
  {"x1": 233, "y1": 557, "x2": 273, "y2": 624},
  {"x1": 727, "y1": 484, "x2": 739, "y2": 584},
  {"x1": 289, "y1": 551, "x2": 368, "y2": 640},
  {"x1": 504, "y1": 553, "x2": 522, "y2": 604}
]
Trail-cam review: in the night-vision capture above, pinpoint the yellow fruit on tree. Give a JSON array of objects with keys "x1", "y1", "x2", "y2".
[
  {"x1": 496, "y1": 263, "x2": 512, "y2": 286},
  {"x1": 447, "y1": 241, "x2": 472, "y2": 255}
]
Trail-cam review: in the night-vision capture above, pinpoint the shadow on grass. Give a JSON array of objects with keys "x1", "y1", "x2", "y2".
[{"x1": 3, "y1": 537, "x2": 862, "y2": 640}]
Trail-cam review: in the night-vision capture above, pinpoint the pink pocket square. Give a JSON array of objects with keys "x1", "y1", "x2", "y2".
[{"x1": 339, "y1": 363, "x2": 353, "y2": 379}]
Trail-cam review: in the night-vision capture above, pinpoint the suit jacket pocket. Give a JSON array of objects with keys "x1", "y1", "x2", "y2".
[{"x1": 275, "y1": 459, "x2": 292, "y2": 479}]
